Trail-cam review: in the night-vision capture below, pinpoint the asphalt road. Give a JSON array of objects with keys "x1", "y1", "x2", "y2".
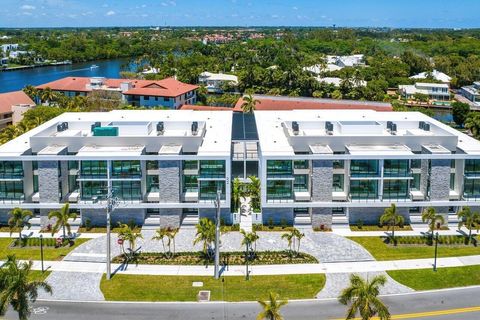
[{"x1": 5, "y1": 286, "x2": 480, "y2": 320}]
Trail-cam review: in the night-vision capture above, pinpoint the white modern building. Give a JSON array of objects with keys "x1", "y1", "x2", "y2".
[
  {"x1": 398, "y1": 82, "x2": 450, "y2": 102},
  {"x1": 410, "y1": 70, "x2": 452, "y2": 84},
  {"x1": 460, "y1": 82, "x2": 480, "y2": 106},
  {"x1": 198, "y1": 72, "x2": 239, "y2": 93},
  {"x1": 0, "y1": 110, "x2": 233, "y2": 229},
  {"x1": 2, "y1": 108, "x2": 480, "y2": 230},
  {"x1": 304, "y1": 55, "x2": 365, "y2": 75},
  {"x1": 254, "y1": 109, "x2": 480, "y2": 228},
  {"x1": 0, "y1": 44, "x2": 18, "y2": 53},
  {"x1": 316, "y1": 77, "x2": 367, "y2": 88}
]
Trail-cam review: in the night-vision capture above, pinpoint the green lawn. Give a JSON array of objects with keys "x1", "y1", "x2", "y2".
[
  {"x1": 388, "y1": 265, "x2": 480, "y2": 290},
  {"x1": 100, "y1": 274, "x2": 326, "y2": 302},
  {"x1": 350, "y1": 225, "x2": 413, "y2": 232},
  {"x1": 0, "y1": 238, "x2": 90, "y2": 261},
  {"x1": 349, "y1": 236, "x2": 480, "y2": 260}
]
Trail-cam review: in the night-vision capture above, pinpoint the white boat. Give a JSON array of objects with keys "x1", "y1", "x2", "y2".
[{"x1": 90, "y1": 64, "x2": 99, "y2": 69}]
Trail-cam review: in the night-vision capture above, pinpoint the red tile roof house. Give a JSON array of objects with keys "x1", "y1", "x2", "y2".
[
  {"x1": 0, "y1": 91, "x2": 35, "y2": 130},
  {"x1": 36, "y1": 77, "x2": 199, "y2": 109}
]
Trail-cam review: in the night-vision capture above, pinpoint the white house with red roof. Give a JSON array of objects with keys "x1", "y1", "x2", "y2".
[
  {"x1": 36, "y1": 76, "x2": 198, "y2": 109},
  {"x1": 0, "y1": 91, "x2": 35, "y2": 130}
]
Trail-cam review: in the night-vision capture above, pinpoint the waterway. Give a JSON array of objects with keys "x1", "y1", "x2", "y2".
[{"x1": 0, "y1": 58, "x2": 135, "y2": 93}]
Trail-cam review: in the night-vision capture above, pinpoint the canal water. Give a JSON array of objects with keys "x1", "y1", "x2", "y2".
[{"x1": 0, "y1": 58, "x2": 135, "y2": 93}]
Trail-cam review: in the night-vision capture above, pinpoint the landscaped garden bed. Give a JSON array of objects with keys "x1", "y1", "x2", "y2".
[
  {"x1": 0, "y1": 237, "x2": 89, "y2": 260},
  {"x1": 112, "y1": 250, "x2": 318, "y2": 265},
  {"x1": 350, "y1": 224, "x2": 413, "y2": 232},
  {"x1": 10, "y1": 237, "x2": 75, "y2": 248},
  {"x1": 101, "y1": 274, "x2": 326, "y2": 302},
  {"x1": 253, "y1": 224, "x2": 296, "y2": 232},
  {"x1": 0, "y1": 226, "x2": 21, "y2": 232}
]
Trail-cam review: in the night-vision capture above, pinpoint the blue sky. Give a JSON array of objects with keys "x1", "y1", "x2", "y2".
[{"x1": 0, "y1": 0, "x2": 479, "y2": 28}]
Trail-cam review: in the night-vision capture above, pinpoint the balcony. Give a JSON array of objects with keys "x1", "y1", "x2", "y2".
[
  {"x1": 410, "y1": 190, "x2": 425, "y2": 201},
  {"x1": 146, "y1": 192, "x2": 160, "y2": 202},
  {"x1": 332, "y1": 191, "x2": 348, "y2": 201},
  {"x1": 294, "y1": 190, "x2": 311, "y2": 201},
  {"x1": 183, "y1": 189, "x2": 199, "y2": 202}
]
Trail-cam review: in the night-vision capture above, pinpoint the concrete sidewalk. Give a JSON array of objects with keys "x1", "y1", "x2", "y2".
[{"x1": 23, "y1": 254, "x2": 480, "y2": 277}]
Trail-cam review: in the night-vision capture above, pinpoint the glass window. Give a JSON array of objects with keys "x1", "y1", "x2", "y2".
[
  {"x1": 383, "y1": 160, "x2": 410, "y2": 177},
  {"x1": 450, "y1": 173, "x2": 455, "y2": 190},
  {"x1": 112, "y1": 181, "x2": 141, "y2": 201},
  {"x1": 267, "y1": 160, "x2": 292, "y2": 177},
  {"x1": 267, "y1": 180, "x2": 292, "y2": 200},
  {"x1": 147, "y1": 175, "x2": 159, "y2": 192},
  {"x1": 183, "y1": 160, "x2": 198, "y2": 170},
  {"x1": 0, "y1": 161, "x2": 23, "y2": 178},
  {"x1": 350, "y1": 160, "x2": 379, "y2": 177},
  {"x1": 199, "y1": 160, "x2": 225, "y2": 178},
  {"x1": 68, "y1": 175, "x2": 78, "y2": 193},
  {"x1": 293, "y1": 160, "x2": 309, "y2": 169},
  {"x1": 383, "y1": 179, "x2": 409, "y2": 200},
  {"x1": 465, "y1": 160, "x2": 480, "y2": 176},
  {"x1": 68, "y1": 161, "x2": 79, "y2": 170},
  {"x1": 81, "y1": 181, "x2": 107, "y2": 200},
  {"x1": 411, "y1": 159, "x2": 421, "y2": 169},
  {"x1": 146, "y1": 161, "x2": 159, "y2": 170},
  {"x1": 0, "y1": 181, "x2": 24, "y2": 200},
  {"x1": 333, "y1": 174, "x2": 344, "y2": 191},
  {"x1": 463, "y1": 178, "x2": 480, "y2": 199},
  {"x1": 293, "y1": 175, "x2": 308, "y2": 192},
  {"x1": 80, "y1": 161, "x2": 107, "y2": 178},
  {"x1": 350, "y1": 180, "x2": 379, "y2": 200},
  {"x1": 199, "y1": 180, "x2": 225, "y2": 200},
  {"x1": 183, "y1": 175, "x2": 198, "y2": 193},
  {"x1": 411, "y1": 173, "x2": 421, "y2": 191},
  {"x1": 33, "y1": 175, "x2": 39, "y2": 193},
  {"x1": 333, "y1": 160, "x2": 345, "y2": 169},
  {"x1": 111, "y1": 160, "x2": 141, "y2": 178}
]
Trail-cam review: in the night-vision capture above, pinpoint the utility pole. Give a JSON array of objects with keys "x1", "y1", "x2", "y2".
[
  {"x1": 40, "y1": 234, "x2": 44, "y2": 273},
  {"x1": 433, "y1": 232, "x2": 439, "y2": 272},
  {"x1": 214, "y1": 189, "x2": 221, "y2": 279}
]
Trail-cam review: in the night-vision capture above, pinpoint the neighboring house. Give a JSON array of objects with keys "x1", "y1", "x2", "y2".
[
  {"x1": 8, "y1": 51, "x2": 31, "y2": 59},
  {"x1": 460, "y1": 82, "x2": 480, "y2": 106},
  {"x1": 0, "y1": 91, "x2": 35, "y2": 130},
  {"x1": 304, "y1": 54, "x2": 365, "y2": 75},
  {"x1": 0, "y1": 57, "x2": 7, "y2": 66},
  {"x1": 36, "y1": 77, "x2": 198, "y2": 109},
  {"x1": 0, "y1": 107, "x2": 479, "y2": 230},
  {"x1": 398, "y1": 82, "x2": 450, "y2": 102},
  {"x1": 410, "y1": 69, "x2": 452, "y2": 84},
  {"x1": 316, "y1": 77, "x2": 367, "y2": 88},
  {"x1": 0, "y1": 43, "x2": 18, "y2": 53},
  {"x1": 198, "y1": 72, "x2": 239, "y2": 93}
]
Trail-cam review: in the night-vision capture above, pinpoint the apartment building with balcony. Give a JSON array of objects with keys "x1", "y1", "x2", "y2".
[
  {"x1": 254, "y1": 109, "x2": 480, "y2": 229},
  {"x1": 398, "y1": 82, "x2": 451, "y2": 102},
  {"x1": 0, "y1": 110, "x2": 232, "y2": 228}
]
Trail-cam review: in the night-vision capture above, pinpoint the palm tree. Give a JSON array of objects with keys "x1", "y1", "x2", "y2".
[
  {"x1": 152, "y1": 228, "x2": 169, "y2": 255},
  {"x1": 257, "y1": 291, "x2": 287, "y2": 320},
  {"x1": 193, "y1": 218, "x2": 216, "y2": 258},
  {"x1": 152, "y1": 228, "x2": 178, "y2": 258},
  {"x1": 422, "y1": 207, "x2": 445, "y2": 235},
  {"x1": 338, "y1": 274, "x2": 390, "y2": 320},
  {"x1": 281, "y1": 230, "x2": 295, "y2": 256},
  {"x1": 247, "y1": 176, "x2": 261, "y2": 212},
  {"x1": 293, "y1": 228, "x2": 304, "y2": 256},
  {"x1": 232, "y1": 177, "x2": 243, "y2": 212},
  {"x1": 240, "y1": 229, "x2": 260, "y2": 255},
  {"x1": 379, "y1": 204, "x2": 405, "y2": 246},
  {"x1": 48, "y1": 203, "x2": 77, "y2": 239},
  {"x1": 8, "y1": 208, "x2": 33, "y2": 242},
  {"x1": 22, "y1": 85, "x2": 38, "y2": 101},
  {"x1": 0, "y1": 255, "x2": 52, "y2": 320},
  {"x1": 457, "y1": 206, "x2": 480, "y2": 244},
  {"x1": 241, "y1": 94, "x2": 260, "y2": 113},
  {"x1": 39, "y1": 87, "x2": 56, "y2": 105},
  {"x1": 117, "y1": 223, "x2": 143, "y2": 252}
]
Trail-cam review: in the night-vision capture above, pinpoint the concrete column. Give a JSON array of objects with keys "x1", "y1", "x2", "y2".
[
  {"x1": 160, "y1": 208, "x2": 182, "y2": 228},
  {"x1": 159, "y1": 160, "x2": 180, "y2": 203}
]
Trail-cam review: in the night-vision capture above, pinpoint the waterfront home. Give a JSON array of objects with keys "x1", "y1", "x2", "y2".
[
  {"x1": 316, "y1": 77, "x2": 367, "y2": 88},
  {"x1": 0, "y1": 91, "x2": 35, "y2": 130},
  {"x1": 460, "y1": 82, "x2": 480, "y2": 106},
  {"x1": 0, "y1": 43, "x2": 18, "y2": 53},
  {"x1": 198, "y1": 72, "x2": 238, "y2": 93},
  {"x1": 410, "y1": 69, "x2": 452, "y2": 84},
  {"x1": 36, "y1": 76, "x2": 198, "y2": 109},
  {"x1": 398, "y1": 82, "x2": 450, "y2": 103}
]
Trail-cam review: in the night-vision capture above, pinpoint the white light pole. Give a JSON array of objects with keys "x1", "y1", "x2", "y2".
[
  {"x1": 105, "y1": 181, "x2": 119, "y2": 281},
  {"x1": 214, "y1": 189, "x2": 221, "y2": 279}
]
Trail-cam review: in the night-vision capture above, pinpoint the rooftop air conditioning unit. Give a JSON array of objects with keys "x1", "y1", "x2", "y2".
[
  {"x1": 157, "y1": 122, "x2": 164, "y2": 135},
  {"x1": 423, "y1": 123, "x2": 430, "y2": 131},
  {"x1": 57, "y1": 123, "x2": 66, "y2": 132},
  {"x1": 325, "y1": 121, "x2": 334, "y2": 135},
  {"x1": 391, "y1": 123, "x2": 397, "y2": 135},
  {"x1": 419, "y1": 121, "x2": 425, "y2": 130},
  {"x1": 292, "y1": 121, "x2": 299, "y2": 135},
  {"x1": 387, "y1": 121, "x2": 393, "y2": 131},
  {"x1": 191, "y1": 121, "x2": 198, "y2": 136}
]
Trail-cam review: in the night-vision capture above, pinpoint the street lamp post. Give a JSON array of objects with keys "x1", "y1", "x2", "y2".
[
  {"x1": 214, "y1": 189, "x2": 221, "y2": 279},
  {"x1": 245, "y1": 240, "x2": 250, "y2": 281},
  {"x1": 433, "y1": 231, "x2": 439, "y2": 272},
  {"x1": 40, "y1": 234, "x2": 44, "y2": 273}
]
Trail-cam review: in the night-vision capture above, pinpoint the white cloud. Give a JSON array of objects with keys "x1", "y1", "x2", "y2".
[
  {"x1": 141, "y1": 4, "x2": 147, "y2": 8},
  {"x1": 169, "y1": 1, "x2": 176, "y2": 6},
  {"x1": 21, "y1": 5, "x2": 36, "y2": 10},
  {"x1": 105, "y1": 10, "x2": 115, "y2": 16},
  {"x1": 102, "y1": 4, "x2": 109, "y2": 7},
  {"x1": 292, "y1": 6, "x2": 298, "y2": 10},
  {"x1": 271, "y1": 14, "x2": 279, "y2": 19},
  {"x1": 22, "y1": 11, "x2": 33, "y2": 15},
  {"x1": 141, "y1": 13, "x2": 148, "y2": 17},
  {"x1": 161, "y1": 2, "x2": 168, "y2": 6}
]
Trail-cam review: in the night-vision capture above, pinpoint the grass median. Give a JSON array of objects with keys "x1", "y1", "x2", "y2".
[
  {"x1": 388, "y1": 265, "x2": 480, "y2": 290},
  {"x1": 0, "y1": 237, "x2": 90, "y2": 261},
  {"x1": 100, "y1": 274, "x2": 326, "y2": 302},
  {"x1": 349, "y1": 236, "x2": 480, "y2": 260}
]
